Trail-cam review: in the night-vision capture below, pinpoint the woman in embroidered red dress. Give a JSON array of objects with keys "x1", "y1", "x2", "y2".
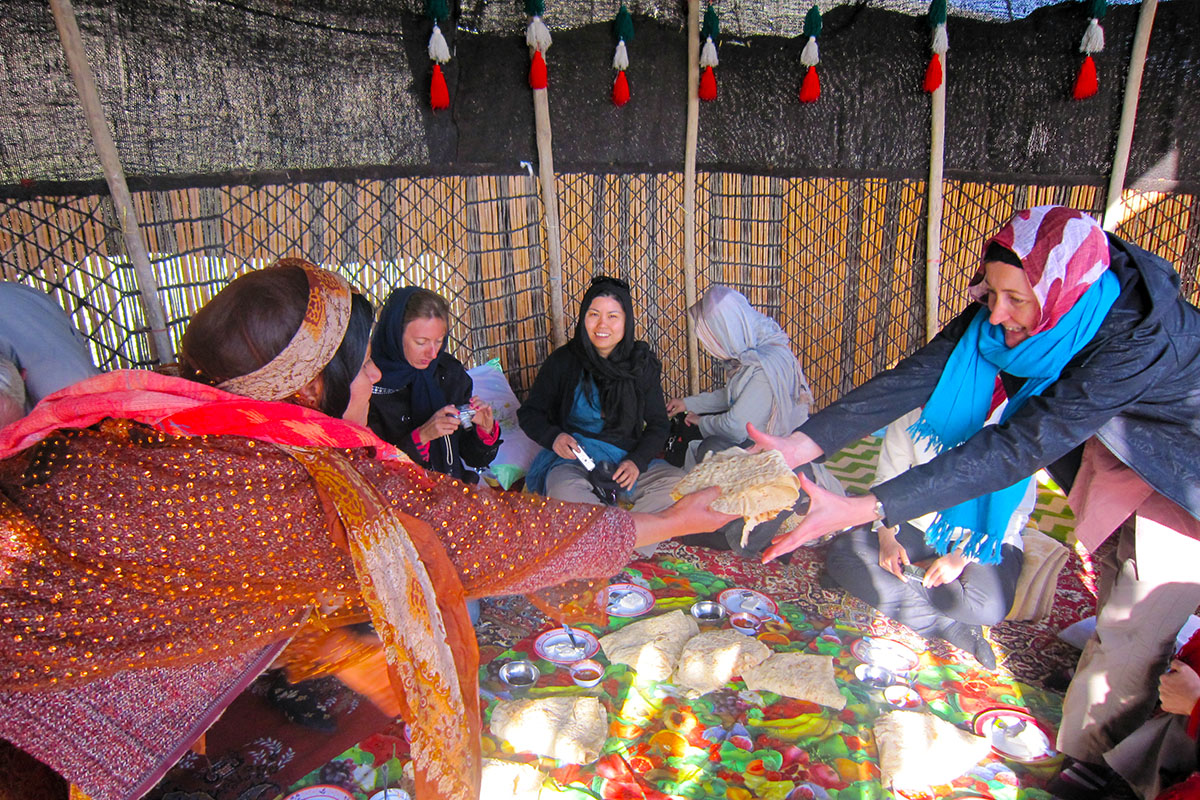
[{"x1": 0, "y1": 259, "x2": 731, "y2": 800}]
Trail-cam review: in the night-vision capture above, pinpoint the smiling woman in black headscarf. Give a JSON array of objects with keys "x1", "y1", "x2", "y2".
[
  {"x1": 519, "y1": 277, "x2": 681, "y2": 535},
  {"x1": 367, "y1": 286, "x2": 501, "y2": 483}
]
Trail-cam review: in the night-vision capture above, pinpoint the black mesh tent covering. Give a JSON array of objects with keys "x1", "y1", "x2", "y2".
[{"x1": 0, "y1": 0, "x2": 1196, "y2": 404}]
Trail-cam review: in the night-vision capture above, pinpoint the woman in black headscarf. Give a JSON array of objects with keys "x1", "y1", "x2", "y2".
[
  {"x1": 368, "y1": 286, "x2": 501, "y2": 483},
  {"x1": 519, "y1": 276, "x2": 680, "y2": 525}
]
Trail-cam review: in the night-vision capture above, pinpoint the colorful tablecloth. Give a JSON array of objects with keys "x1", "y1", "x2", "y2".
[{"x1": 473, "y1": 556, "x2": 1064, "y2": 800}]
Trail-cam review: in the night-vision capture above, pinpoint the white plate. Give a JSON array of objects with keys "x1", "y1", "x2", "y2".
[
  {"x1": 533, "y1": 627, "x2": 600, "y2": 664},
  {"x1": 717, "y1": 588, "x2": 778, "y2": 619},
  {"x1": 851, "y1": 636, "x2": 920, "y2": 672},
  {"x1": 285, "y1": 787, "x2": 356, "y2": 800},
  {"x1": 972, "y1": 708, "x2": 1056, "y2": 763},
  {"x1": 605, "y1": 583, "x2": 655, "y2": 617}
]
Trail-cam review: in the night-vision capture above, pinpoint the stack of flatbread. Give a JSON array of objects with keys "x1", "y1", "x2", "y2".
[
  {"x1": 671, "y1": 447, "x2": 801, "y2": 547},
  {"x1": 873, "y1": 710, "x2": 991, "y2": 791},
  {"x1": 489, "y1": 696, "x2": 608, "y2": 764},
  {"x1": 598, "y1": 610, "x2": 699, "y2": 682},
  {"x1": 741, "y1": 653, "x2": 846, "y2": 710},
  {"x1": 673, "y1": 629, "x2": 771, "y2": 696}
]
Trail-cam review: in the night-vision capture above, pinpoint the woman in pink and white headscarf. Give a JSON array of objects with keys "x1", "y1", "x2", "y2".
[{"x1": 747, "y1": 206, "x2": 1200, "y2": 796}]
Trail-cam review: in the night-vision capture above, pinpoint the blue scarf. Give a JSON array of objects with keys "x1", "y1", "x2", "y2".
[
  {"x1": 909, "y1": 270, "x2": 1119, "y2": 564},
  {"x1": 526, "y1": 380, "x2": 629, "y2": 494},
  {"x1": 371, "y1": 286, "x2": 447, "y2": 422}
]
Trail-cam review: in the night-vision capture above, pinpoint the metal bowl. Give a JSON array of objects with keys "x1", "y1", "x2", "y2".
[
  {"x1": 690, "y1": 600, "x2": 727, "y2": 624},
  {"x1": 498, "y1": 660, "x2": 540, "y2": 689}
]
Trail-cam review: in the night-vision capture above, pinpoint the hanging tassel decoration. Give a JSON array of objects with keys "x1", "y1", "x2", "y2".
[
  {"x1": 1073, "y1": 54, "x2": 1099, "y2": 99},
  {"x1": 798, "y1": 5, "x2": 822, "y2": 103},
  {"x1": 1073, "y1": 0, "x2": 1106, "y2": 99},
  {"x1": 526, "y1": 8, "x2": 552, "y2": 91},
  {"x1": 529, "y1": 49, "x2": 548, "y2": 89},
  {"x1": 924, "y1": 0, "x2": 947, "y2": 93},
  {"x1": 697, "y1": 3, "x2": 719, "y2": 101},
  {"x1": 611, "y1": 4, "x2": 633, "y2": 106},
  {"x1": 425, "y1": 5, "x2": 452, "y2": 111}
]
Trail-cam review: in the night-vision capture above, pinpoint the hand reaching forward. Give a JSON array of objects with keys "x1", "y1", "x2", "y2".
[
  {"x1": 761, "y1": 472, "x2": 877, "y2": 563},
  {"x1": 745, "y1": 422, "x2": 824, "y2": 469}
]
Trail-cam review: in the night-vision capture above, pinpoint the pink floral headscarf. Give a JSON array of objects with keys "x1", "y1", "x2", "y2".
[{"x1": 968, "y1": 205, "x2": 1111, "y2": 335}]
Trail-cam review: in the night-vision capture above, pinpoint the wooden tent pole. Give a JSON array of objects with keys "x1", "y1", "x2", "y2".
[
  {"x1": 49, "y1": 0, "x2": 171, "y2": 364},
  {"x1": 1102, "y1": 0, "x2": 1158, "y2": 232},
  {"x1": 683, "y1": 0, "x2": 701, "y2": 395},
  {"x1": 924, "y1": 53, "x2": 947, "y2": 342},
  {"x1": 532, "y1": 84, "x2": 567, "y2": 348}
]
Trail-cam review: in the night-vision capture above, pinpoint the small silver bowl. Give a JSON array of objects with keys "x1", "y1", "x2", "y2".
[
  {"x1": 498, "y1": 660, "x2": 540, "y2": 690},
  {"x1": 690, "y1": 600, "x2": 727, "y2": 624}
]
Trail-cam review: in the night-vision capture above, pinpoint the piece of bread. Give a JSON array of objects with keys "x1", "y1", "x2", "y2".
[
  {"x1": 489, "y1": 696, "x2": 608, "y2": 764},
  {"x1": 741, "y1": 653, "x2": 846, "y2": 710},
  {"x1": 873, "y1": 710, "x2": 991, "y2": 791},
  {"x1": 673, "y1": 629, "x2": 772, "y2": 697},
  {"x1": 598, "y1": 610, "x2": 699, "y2": 682},
  {"x1": 671, "y1": 447, "x2": 801, "y2": 546},
  {"x1": 479, "y1": 759, "x2": 577, "y2": 798}
]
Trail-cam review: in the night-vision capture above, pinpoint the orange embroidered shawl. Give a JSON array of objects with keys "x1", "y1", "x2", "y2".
[{"x1": 0, "y1": 372, "x2": 635, "y2": 799}]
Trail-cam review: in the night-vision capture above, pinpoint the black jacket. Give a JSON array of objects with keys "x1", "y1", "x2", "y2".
[
  {"x1": 518, "y1": 345, "x2": 670, "y2": 471},
  {"x1": 367, "y1": 353, "x2": 500, "y2": 483},
  {"x1": 801, "y1": 235, "x2": 1200, "y2": 526}
]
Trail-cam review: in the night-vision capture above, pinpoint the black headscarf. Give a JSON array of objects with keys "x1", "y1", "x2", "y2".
[
  {"x1": 371, "y1": 286, "x2": 448, "y2": 422},
  {"x1": 568, "y1": 276, "x2": 661, "y2": 440}
]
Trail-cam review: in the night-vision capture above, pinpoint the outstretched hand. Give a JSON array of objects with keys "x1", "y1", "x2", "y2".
[
  {"x1": 744, "y1": 423, "x2": 823, "y2": 469},
  {"x1": 761, "y1": 472, "x2": 877, "y2": 563}
]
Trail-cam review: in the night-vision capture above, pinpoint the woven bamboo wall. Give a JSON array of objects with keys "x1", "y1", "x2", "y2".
[{"x1": 1, "y1": 174, "x2": 1197, "y2": 408}]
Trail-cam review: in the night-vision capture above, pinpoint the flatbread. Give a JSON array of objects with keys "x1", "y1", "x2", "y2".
[
  {"x1": 741, "y1": 653, "x2": 846, "y2": 710},
  {"x1": 673, "y1": 629, "x2": 772, "y2": 697},
  {"x1": 672, "y1": 447, "x2": 801, "y2": 546},
  {"x1": 873, "y1": 710, "x2": 992, "y2": 791},
  {"x1": 598, "y1": 610, "x2": 699, "y2": 682},
  {"x1": 489, "y1": 696, "x2": 608, "y2": 764},
  {"x1": 480, "y1": 759, "x2": 575, "y2": 798}
]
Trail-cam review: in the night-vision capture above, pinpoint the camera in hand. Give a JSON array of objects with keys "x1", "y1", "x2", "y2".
[
  {"x1": 455, "y1": 404, "x2": 476, "y2": 428},
  {"x1": 587, "y1": 459, "x2": 623, "y2": 506}
]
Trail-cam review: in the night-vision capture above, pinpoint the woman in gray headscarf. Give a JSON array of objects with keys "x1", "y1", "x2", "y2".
[
  {"x1": 668, "y1": 286, "x2": 842, "y2": 556},
  {"x1": 667, "y1": 286, "x2": 814, "y2": 467}
]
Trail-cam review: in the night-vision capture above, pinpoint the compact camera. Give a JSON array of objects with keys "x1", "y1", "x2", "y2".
[{"x1": 455, "y1": 404, "x2": 476, "y2": 428}]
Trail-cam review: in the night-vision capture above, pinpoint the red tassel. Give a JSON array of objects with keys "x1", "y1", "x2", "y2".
[
  {"x1": 923, "y1": 53, "x2": 943, "y2": 93},
  {"x1": 529, "y1": 50, "x2": 548, "y2": 90},
  {"x1": 612, "y1": 70, "x2": 630, "y2": 106},
  {"x1": 430, "y1": 64, "x2": 449, "y2": 110},
  {"x1": 698, "y1": 65, "x2": 717, "y2": 101},
  {"x1": 799, "y1": 65, "x2": 820, "y2": 103},
  {"x1": 1073, "y1": 55, "x2": 1098, "y2": 99}
]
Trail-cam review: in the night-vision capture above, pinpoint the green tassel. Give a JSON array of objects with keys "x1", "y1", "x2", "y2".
[
  {"x1": 525, "y1": 0, "x2": 544, "y2": 17},
  {"x1": 701, "y1": 3, "x2": 719, "y2": 41},
  {"x1": 426, "y1": 0, "x2": 449, "y2": 22},
  {"x1": 614, "y1": 4, "x2": 634, "y2": 43},
  {"x1": 1087, "y1": 0, "x2": 1108, "y2": 19},
  {"x1": 803, "y1": 5, "x2": 822, "y2": 39},
  {"x1": 928, "y1": 0, "x2": 946, "y2": 27}
]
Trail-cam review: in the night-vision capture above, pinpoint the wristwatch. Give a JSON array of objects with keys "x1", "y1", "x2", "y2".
[{"x1": 872, "y1": 497, "x2": 886, "y2": 523}]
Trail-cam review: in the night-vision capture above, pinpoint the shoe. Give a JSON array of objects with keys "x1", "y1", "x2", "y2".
[
  {"x1": 940, "y1": 622, "x2": 997, "y2": 670},
  {"x1": 1047, "y1": 759, "x2": 1115, "y2": 800}
]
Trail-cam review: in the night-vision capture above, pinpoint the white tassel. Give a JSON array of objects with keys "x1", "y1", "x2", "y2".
[
  {"x1": 428, "y1": 23, "x2": 451, "y2": 64},
  {"x1": 800, "y1": 36, "x2": 819, "y2": 67},
  {"x1": 613, "y1": 40, "x2": 629, "y2": 71},
  {"x1": 932, "y1": 23, "x2": 949, "y2": 55},
  {"x1": 700, "y1": 36, "x2": 718, "y2": 68},
  {"x1": 1080, "y1": 17, "x2": 1105, "y2": 54},
  {"x1": 526, "y1": 16, "x2": 552, "y2": 53}
]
